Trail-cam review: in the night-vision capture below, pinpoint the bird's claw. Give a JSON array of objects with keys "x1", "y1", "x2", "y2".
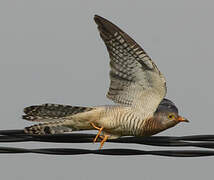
[
  {"x1": 90, "y1": 122, "x2": 109, "y2": 149},
  {"x1": 99, "y1": 135, "x2": 109, "y2": 149}
]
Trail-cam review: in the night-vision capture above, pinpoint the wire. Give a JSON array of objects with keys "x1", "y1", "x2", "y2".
[
  {"x1": 1, "y1": 129, "x2": 214, "y2": 157},
  {"x1": 0, "y1": 147, "x2": 214, "y2": 157}
]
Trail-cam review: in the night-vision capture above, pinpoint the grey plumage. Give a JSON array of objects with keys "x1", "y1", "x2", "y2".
[{"x1": 155, "y1": 98, "x2": 178, "y2": 114}]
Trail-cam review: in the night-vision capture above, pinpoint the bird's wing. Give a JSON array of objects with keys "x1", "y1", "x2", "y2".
[{"x1": 94, "y1": 15, "x2": 167, "y2": 114}]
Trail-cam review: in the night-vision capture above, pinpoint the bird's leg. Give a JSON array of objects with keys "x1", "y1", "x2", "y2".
[
  {"x1": 99, "y1": 135, "x2": 110, "y2": 149},
  {"x1": 90, "y1": 122, "x2": 104, "y2": 143},
  {"x1": 90, "y1": 123, "x2": 110, "y2": 149}
]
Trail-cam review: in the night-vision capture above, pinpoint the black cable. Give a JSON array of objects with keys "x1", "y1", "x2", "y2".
[
  {"x1": 1, "y1": 129, "x2": 214, "y2": 157},
  {"x1": 1, "y1": 130, "x2": 214, "y2": 149},
  {"x1": 0, "y1": 146, "x2": 214, "y2": 157}
]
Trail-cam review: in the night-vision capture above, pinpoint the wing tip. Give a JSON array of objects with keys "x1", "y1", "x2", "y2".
[
  {"x1": 94, "y1": 14, "x2": 106, "y2": 24},
  {"x1": 94, "y1": 14, "x2": 120, "y2": 35}
]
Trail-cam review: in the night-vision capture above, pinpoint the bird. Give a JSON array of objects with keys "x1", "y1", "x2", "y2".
[{"x1": 23, "y1": 15, "x2": 189, "y2": 149}]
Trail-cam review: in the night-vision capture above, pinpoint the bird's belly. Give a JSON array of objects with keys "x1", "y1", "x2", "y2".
[{"x1": 99, "y1": 111, "x2": 145, "y2": 137}]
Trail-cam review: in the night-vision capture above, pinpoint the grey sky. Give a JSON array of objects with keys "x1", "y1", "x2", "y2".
[{"x1": 0, "y1": 0, "x2": 214, "y2": 179}]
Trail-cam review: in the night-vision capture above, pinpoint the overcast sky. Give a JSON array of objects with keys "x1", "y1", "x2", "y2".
[{"x1": 0, "y1": 0, "x2": 214, "y2": 179}]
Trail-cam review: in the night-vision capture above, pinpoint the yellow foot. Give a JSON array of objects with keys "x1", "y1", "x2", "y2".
[
  {"x1": 90, "y1": 122, "x2": 104, "y2": 143},
  {"x1": 99, "y1": 135, "x2": 110, "y2": 149}
]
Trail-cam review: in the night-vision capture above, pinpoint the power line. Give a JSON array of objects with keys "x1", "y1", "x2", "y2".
[{"x1": 1, "y1": 129, "x2": 214, "y2": 157}]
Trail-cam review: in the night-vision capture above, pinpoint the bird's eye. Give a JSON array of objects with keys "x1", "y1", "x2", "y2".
[{"x1": 168, "y1": 114, "x2": 175, "y2": 120}]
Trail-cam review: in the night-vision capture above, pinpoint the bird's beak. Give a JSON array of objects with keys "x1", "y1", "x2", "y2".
[{"x1": 177, "y1": 116, "x2": 189, "y2": 123}]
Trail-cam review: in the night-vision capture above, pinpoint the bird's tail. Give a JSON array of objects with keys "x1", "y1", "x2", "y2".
[
  {"x1": 24, "y1": 120, "x2": 75, "y2": 135},
  {"x1": 23, "y1": 103, "x2": 93, "y2": 122},
  {"x1": 23, "y1": 103, "x2": 96, "y2": 135}
]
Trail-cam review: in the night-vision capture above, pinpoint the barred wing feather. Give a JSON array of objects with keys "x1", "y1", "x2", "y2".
[{"x1": 94, "y1": 15, "x2": 167, "y2": 114}]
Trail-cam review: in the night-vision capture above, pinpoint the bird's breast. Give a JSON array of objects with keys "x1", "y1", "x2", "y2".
[
  {"x1": 109, "y1": 109, "x2": 147, "y2": 136},
  {"x1": 101, "y1": 106, "x2": 162, "y2": 137}
]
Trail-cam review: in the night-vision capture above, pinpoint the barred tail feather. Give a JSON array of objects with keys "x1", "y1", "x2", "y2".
[
  {"x1": 24, "y1": 120, "x2": 75, "y2": 135},
  {"x1": 24, "y1": 111, "x2": 96, "y2": 135},
  {"x1": 24, "y1": 116, "x2": 94, "y2": 135},
  {"x1": 23, "y1": 103, "x2": 93, "y2": 122}
]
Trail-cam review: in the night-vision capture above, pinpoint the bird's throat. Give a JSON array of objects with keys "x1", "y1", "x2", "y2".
[{"x1": 140, "y1": 118, "x2": 166, "y2": 136}]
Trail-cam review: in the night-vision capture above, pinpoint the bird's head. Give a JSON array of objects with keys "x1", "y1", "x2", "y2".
[{"x1": 154, "y1": 98, "x2": 189, "y2": 129}]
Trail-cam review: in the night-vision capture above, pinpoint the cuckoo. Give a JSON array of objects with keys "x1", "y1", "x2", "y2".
[{"x1": 23, "y1": 15, "x2": 188, "y2": 149}]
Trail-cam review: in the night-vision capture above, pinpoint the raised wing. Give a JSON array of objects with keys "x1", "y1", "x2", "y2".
[{"x1": 94, "y1": 15, "x2": 166, "y2": 115}]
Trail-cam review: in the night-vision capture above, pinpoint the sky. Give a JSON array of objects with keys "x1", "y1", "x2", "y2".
[{"x1": 0, "y1": 0, "x2": 214, "y2": 179}]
